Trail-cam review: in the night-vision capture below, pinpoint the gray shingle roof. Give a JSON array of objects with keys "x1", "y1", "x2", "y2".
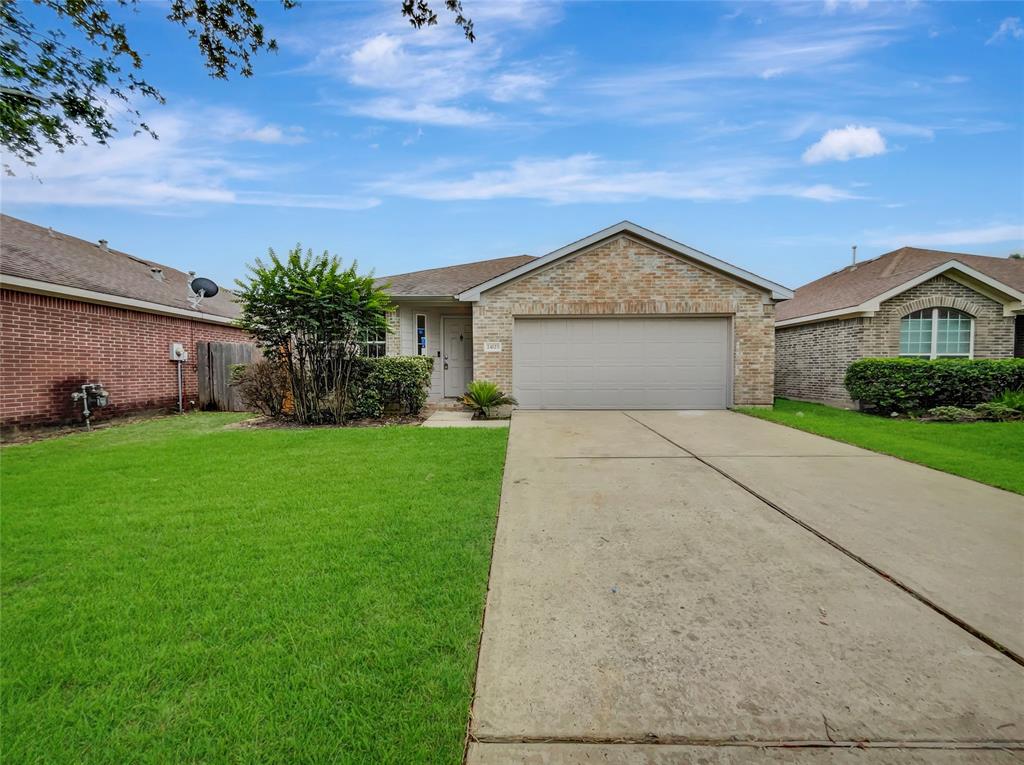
[
  {"x1": 376, "y1": 254, "x2": 537, "y2": 297},
  {"x1": 777, "y1": 246, "x2": 1024, "y2": 322},
  {"x1": 0, "y1": 214, "x2": 240, "y2": 320}
]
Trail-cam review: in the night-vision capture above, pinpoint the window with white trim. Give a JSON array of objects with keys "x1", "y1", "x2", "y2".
[
  {"x1": 899, "y1": 308, "x2": 973, "y2": 358},
  {"x1": 360, "y1": 328, "x2": 387, "y2": 358}
]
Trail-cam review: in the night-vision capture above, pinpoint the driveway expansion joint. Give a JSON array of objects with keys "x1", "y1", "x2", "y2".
[
  {"x1": 620, "y1": 412, "x2": 1024, "y2": 668},
  {"x1": 471, "y1": 735, "x2": 1024, "y2": 750}
]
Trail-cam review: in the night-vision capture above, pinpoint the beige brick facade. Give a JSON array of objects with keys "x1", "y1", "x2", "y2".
[
  {"x1": 775, "y1": 274, "x2": 1019, "y2": 406},
  {"x1": 470, "y1": 234, "x2": 776, "y2": 406}
]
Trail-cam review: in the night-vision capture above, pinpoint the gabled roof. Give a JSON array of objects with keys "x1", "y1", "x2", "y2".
[
  {"x1": 777, "y1": 246, "x2": 1024, "y2": 324},
  {"x1": 377, "y1": 254, "x2": 536, "y2": 297},
  {"x1": 0, "y1": 214, "x2": 240, "y2": 322},
  {"x1": 456, "y1": 221, "x2": 793, "y2": 301}
]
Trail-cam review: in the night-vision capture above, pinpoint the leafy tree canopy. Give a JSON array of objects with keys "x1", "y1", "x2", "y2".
[
  {"x1": 0, "y1": 0, "x2": 473, "y2": 167},
  {"x1": 233, "y1": 246, "x2": 394, "y2": 425}
]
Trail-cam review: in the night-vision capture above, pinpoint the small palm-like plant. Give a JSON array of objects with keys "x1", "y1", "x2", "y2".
[{"x1": 461, "y1": 380, "x2": 518, "y2": 418}]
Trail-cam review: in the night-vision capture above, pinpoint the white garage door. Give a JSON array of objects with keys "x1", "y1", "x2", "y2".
[{"x1": 513, "y1": 317, "x2": 730, "y2": 410}]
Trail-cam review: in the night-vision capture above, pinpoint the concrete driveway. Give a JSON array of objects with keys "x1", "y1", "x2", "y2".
[{"x1": 467, "y1": 411, "x2": 1024, "y2": 764}]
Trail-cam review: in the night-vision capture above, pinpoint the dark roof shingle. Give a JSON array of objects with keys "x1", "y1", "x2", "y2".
[
  {"x1": 777, "y1": 246, "x2": 1024, "y2": 322},
  {"x1": 0, "y1": 214, "x2": 240, "y2": 320},
  {"x1": 376, "y1": 254, "x2": 537, "y2": 297}
]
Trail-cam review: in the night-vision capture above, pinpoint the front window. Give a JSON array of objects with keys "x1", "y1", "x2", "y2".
[
  {"x1": 360, "y1": 328, "x2": 387, "y2": 358},
  {"x1": 899, "y1": 308, "x2": 972, "y2": 358}
]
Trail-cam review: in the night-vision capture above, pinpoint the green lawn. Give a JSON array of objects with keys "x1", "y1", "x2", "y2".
[
  {"x1": 738, "y1": 398, "x2": 1024, "y2": 495},
  {"x1": 1, "y1": 413, "x2": 509, "y2": 764}
]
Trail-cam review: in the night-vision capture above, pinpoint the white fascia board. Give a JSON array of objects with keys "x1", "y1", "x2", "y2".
[
  {"x1": 775, "y1": 307, "x2": 874, "y2": 328},
  {"x1": 456, "y1": 221, "x2": 793, "y2": 301},
  {"x1": 0, "y1": 274, "x2": 238, "y2": 325},
  {"x1": 388, "y1": 295, "x2": 461, "y2": 302},
  {"x1": 865, "y1": 260, "x2": 1023, "y2": 309},
  {"x1": 775, "y1": 260, "x2": 1024, "y2": 327}
]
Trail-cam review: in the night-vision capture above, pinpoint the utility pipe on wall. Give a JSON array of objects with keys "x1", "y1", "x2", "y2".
[{"x1": 176, "y1": 360, "x2": 184, "y2": 414}]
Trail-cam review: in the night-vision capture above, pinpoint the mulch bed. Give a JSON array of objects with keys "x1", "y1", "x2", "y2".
[{"x1": 230, "y1": 413, "x2": 428, "y2": 430}]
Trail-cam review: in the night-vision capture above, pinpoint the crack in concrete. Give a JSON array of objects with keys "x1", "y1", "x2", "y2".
[
  {"x1": 471, "y1": 734, "x2": 1024, "y2": 750},
  {"x1": 621, "y1": 412, "x2": 1024, "y2": 668}
]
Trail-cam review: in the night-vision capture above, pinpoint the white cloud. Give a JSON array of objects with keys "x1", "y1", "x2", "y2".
[
  {"x1": 298, "y1": 5, "x2": 557, "y2": 128},
  {"x1": 824, "y1": 0, "x2": 871, "y2": 14},
  {"x1": 490, "y1": 72, "x2": 551, "y2": 103},
  {"x1": 802, "y1": 125, "x2": 886, "y2": 164},
  {"x1": 203, "y1": 108, "x2": 308, "y2": 145},
  {"x1": 986, "y1": 17, "x2": 1023, "y2": 45},
  {"x1": 867, "y1": 224, "x2": 1024, "y2": 249},
  {"x1": 349, "y1": 98, "x2": 493, "y2": 127},
  {"x1": 370, "y1": 153, "x2": 860, "y2": 204},
  {"x1": 3, "y1": 110, "x2": 377, "y2": 212}
]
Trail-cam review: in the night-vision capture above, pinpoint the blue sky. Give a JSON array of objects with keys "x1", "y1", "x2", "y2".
[{"x1": 3, "y1": 0, "x2": 1023, "y2": 290}]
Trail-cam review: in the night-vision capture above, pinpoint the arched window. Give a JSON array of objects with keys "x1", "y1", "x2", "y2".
[{"x1": 899, "y1": 308, "x2": 973, "y2": 358}]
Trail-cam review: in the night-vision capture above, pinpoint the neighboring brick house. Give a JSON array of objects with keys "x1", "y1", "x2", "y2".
[
  {"x1": 377, "y1": 221, "x2": 791, "y2": 409},
  {"x1": 775, "y1": 247, "x2": 1024, "y2": 407},
  {"x1": 1, "y1": 215, "x2": 248, "y2": 430}
]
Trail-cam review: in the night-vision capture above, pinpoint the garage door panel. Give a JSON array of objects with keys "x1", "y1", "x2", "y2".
[{"x1": 513, "y1": 318, "x2": 729, "y2": 410}]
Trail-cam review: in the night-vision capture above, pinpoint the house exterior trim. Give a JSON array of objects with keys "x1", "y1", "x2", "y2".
[
  {"x1": 0, "y1": 274, "x2": 238, "y2": 326},
  {"x1": 457, "y1": 221, "x2": 793, "y2": 301},
  {"x1": 777, "y1": 260, "x2": 1024, "y2": 328}
]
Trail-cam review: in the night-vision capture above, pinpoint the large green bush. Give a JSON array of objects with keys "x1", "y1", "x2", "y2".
[
  {"x1": 350, "y1": 357, "x2": 434, "y2": 419},
  {"x1": 844, "y1": 358, "x2": 1024, "y2": 414},
  {"x1": 233, "y1": 246, "x2": 393, "y2": 425}
]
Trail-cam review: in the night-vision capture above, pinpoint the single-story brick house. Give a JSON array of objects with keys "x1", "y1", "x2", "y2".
[
  {"x1": 775, "y1": 247, "x2": 1024, "y2": 407},
  {"x1": 0, "y1": 214, "x2": 248, "y2": 430},
  {"x1": 377, "y1": 221, "x2": 792, "y2": 409}
]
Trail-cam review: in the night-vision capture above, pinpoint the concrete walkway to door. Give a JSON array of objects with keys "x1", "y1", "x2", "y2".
[{"x1": 467, "y1": 411, "x2": 1024, "y2": 764}]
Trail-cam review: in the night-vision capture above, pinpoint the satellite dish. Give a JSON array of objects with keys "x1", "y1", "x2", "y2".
[
  {"x1": 189, "y1": 277, "x2": 219, "y2": 298},
  {"x1": 187, "y1": 274, "x2": 219, "y2": 309}
]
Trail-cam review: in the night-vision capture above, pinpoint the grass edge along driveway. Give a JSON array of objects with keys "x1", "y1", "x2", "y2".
[
  {"x1": 738, "y1": 398, "x2": 1024, "y2": 495},
  {"x1": 1, "y1": 413, "x2": 508, "y2": 764}
]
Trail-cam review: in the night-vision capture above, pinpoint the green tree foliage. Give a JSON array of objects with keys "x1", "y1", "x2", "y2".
[
  {"x1": 1, "y1": 0, "x2": 472, "y2": 166},
  {"x1": 234, "y1": 246, "x2": 393, "y2": 425}
]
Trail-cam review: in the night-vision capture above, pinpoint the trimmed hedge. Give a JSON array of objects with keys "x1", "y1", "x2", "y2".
[
  {"x1": 844, "y1": 358, "x2": 1024, "y2": 414},
  {"x1": 350, "y1": 356, "x2": 434, "y2": 419}
]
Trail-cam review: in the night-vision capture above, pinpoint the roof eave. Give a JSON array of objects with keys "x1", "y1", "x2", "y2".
[
  {"x1": 457, "y1": 221, "x2": 793, "y2": 301},
  {"x1": 0, "y1": 274, "x2": 239, "y2": 325},
  {"x1": 776, "y1": 260, "x2": 1024, "y2": 326}
]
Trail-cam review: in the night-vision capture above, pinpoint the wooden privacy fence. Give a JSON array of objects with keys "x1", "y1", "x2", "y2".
[{"x1": 197, "y1": 341, "x2": 261, "y2": 411}]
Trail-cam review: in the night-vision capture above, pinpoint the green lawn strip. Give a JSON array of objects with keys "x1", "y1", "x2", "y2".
[
  {"x1": 2, "y1": 413, "x2": 508, "y2": 764},
  {"x1": 737, "y1": 399, "x2": 1024, "y2": 495}
]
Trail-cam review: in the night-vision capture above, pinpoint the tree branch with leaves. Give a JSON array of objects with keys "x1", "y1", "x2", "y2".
[{"x1": 1, "y1": 0, "x2": 473, "y2": 168}]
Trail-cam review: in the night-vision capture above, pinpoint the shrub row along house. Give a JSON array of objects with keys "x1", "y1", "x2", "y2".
[
  {"x1": 3, "y1": 213, "x2": 1022, "y2": 430},
  {"x1": 0, "y1": 215, "x2": 247, "y2": 431}
]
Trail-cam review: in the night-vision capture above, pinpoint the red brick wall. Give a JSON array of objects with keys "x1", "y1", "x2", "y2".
[{"x1": 1, "y1": 289, "x2": 249, "y2": 429}]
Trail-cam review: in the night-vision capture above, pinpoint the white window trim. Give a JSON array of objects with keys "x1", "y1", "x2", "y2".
[
  {"x1": 415, "y1": 313, "x2": 427, "y2": 356},
  {"x1": 360, "y1": 328, "x2": 387, "y2": 357},
  {"x1": 900, "y1": 307, "x2": 974, "y2": 359}
]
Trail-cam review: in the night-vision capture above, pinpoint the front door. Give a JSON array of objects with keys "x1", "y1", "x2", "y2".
[{"x1": 443, "y1": 317, "x2": 473, "y2": 397}]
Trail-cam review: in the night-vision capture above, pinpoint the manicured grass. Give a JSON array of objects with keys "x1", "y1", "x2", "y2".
[
  {"x1": 2, "y1": 413, "x2": 508, "y2": 764},
  {"x1": 738, "y1": 398, "x2": 1024, "y2": 495}
]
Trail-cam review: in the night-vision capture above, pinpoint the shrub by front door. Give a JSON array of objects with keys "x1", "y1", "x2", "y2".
[{"x1": 443, "y1": 318, "x2": 473, "y2": 397}]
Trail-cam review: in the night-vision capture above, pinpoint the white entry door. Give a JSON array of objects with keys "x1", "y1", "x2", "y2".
[
  {"x1": 443, "y1": 317, "x2": 473, "y2": 397},
  {"x1": 513, "y1": 317, "x2": 730, "y2": 409}
]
